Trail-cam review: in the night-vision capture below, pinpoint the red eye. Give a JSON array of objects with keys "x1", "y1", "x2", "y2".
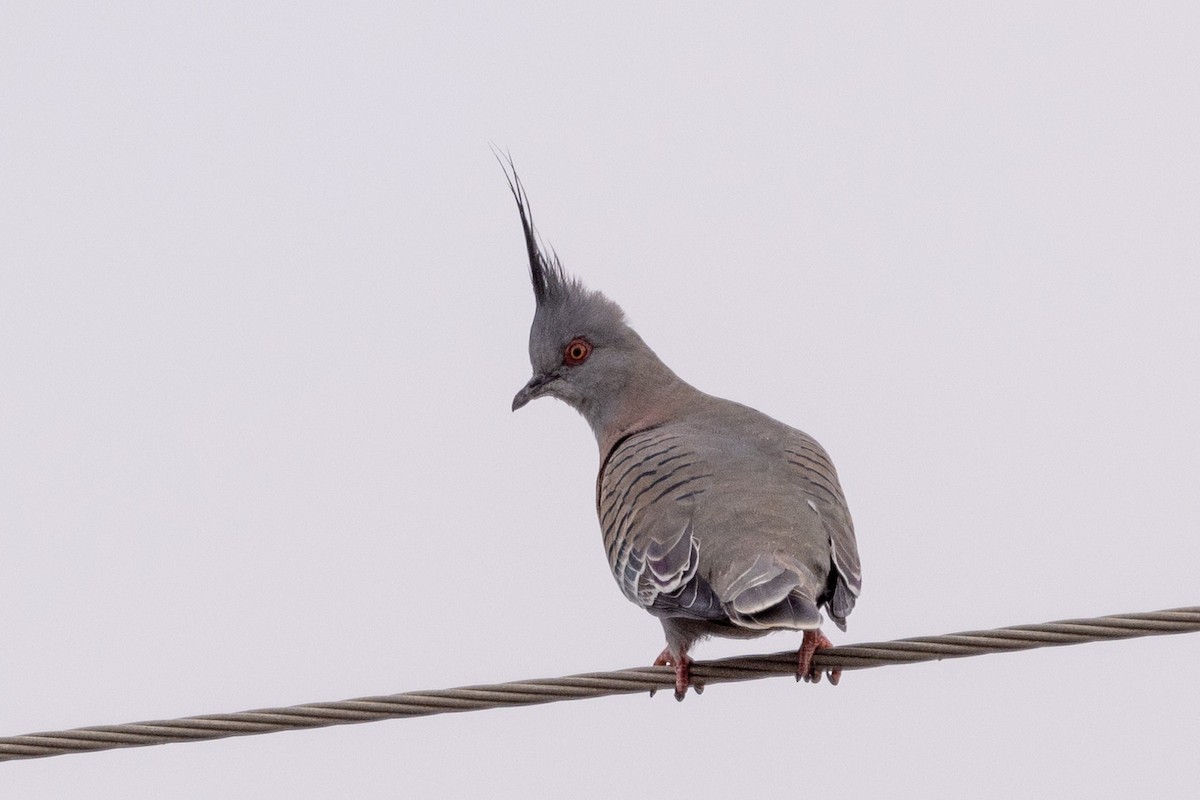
[{"x1": 563, "y1": 337, "x2": 592, "y2": 366}]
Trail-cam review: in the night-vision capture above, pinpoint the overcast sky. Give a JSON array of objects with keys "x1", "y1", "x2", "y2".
[{"x1": 2, "y1": 3, "x2": 1198, "y2": 797}]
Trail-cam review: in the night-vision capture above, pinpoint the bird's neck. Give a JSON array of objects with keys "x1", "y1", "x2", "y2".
[{"x1": 586, "y1": 354, "x2": 701, "y2": 456}]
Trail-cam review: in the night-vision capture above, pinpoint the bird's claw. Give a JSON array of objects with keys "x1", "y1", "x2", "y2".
[
  {"x1": 650, "y1": 647, "x2": 696, "y2": 700},
  {"x1": 796, "y1": 628, "x2": 841, "y2": 685}
]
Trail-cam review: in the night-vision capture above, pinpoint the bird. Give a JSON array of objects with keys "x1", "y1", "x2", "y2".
[{"x1": 503, "y1": 163, "x2": 861, "y2": 700}]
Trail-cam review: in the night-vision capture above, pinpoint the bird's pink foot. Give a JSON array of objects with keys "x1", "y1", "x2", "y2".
[
  {"x1": 796, "y1": 628, "x2": 840, "y2": 685},
  {"x1": 651, "y1": 647, "x2": 700, "y2": 701}
]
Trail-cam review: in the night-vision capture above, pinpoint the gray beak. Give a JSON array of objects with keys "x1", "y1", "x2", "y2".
[{"x1": 512, "y1": 373, "x2": 554, "y2": 411}]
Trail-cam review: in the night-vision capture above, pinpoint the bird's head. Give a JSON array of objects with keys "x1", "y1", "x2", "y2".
[{"x1": 500, "y1": 161, "x2": 685, "y2": 442}]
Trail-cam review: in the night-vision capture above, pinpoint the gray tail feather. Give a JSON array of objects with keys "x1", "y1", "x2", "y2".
[
  {"x1": 828, "y1": 579, "x2": 856, "y2": 632},
  {"x1": 728, "y1": 590, "x2": 823, "y2": 631}
]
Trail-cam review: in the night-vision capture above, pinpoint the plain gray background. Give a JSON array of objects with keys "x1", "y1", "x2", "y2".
[{"x1": 2, "y1": 3, "x2": 1198, "y2": 797}]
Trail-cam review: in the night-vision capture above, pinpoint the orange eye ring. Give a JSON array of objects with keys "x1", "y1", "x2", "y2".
[{"x1": 563, "y1": 337, "x2": 592, "y2": 366}]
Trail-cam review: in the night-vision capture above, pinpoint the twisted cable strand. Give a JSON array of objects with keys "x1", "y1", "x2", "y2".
[{"x1": 2, "y1": 605, "x2": 1196, "y2": 763}]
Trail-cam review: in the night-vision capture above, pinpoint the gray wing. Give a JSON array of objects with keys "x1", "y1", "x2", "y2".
[
  {"x1": 782, "y1": 431, "x2": 861, "y2": 630},
  {"x1": 596, "y1": 428, "x2": 725, "y2": 621}
]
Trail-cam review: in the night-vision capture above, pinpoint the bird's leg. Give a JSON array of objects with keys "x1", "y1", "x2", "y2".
[
  {"x1": 650, "y1": 647, "x2": 699, "y2": 701},
  {"x1": 796, "y1": 628, "x2": 840, "y2": 685}
]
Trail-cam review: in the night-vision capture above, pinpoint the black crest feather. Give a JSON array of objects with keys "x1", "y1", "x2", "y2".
[{"x1": 493, "y1": 149, "x2": 570, "y2": 307}]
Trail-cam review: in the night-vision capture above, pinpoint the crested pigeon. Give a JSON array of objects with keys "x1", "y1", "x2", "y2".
[{"x1": 504, "y1": 166, "x2": 861, "y2": 700}]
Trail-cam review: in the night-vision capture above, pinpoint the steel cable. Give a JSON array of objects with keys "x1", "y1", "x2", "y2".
[{"x1": 2, "y1": 606, "x2": 1196, "y2": 763}]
